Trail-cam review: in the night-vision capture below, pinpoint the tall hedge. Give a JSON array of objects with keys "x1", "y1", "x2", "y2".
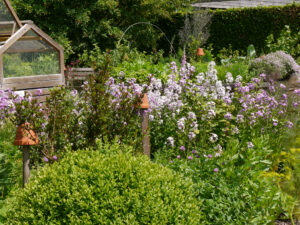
[{"x1": 207, "y1": 4, "x2": 300, "y2": 54}]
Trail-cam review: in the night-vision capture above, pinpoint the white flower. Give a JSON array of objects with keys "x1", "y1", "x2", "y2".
[{"x1": 209, "y1": 133, "x2": 218, "y2": 143}]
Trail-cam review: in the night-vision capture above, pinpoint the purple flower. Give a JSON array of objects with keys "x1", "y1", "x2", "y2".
[
  {"x1": 286, "y1": 121, "x2": 293, "y2": 129},
  {"x1": 177, "y1": 155, "x2": 181, "y2": 159},
  {"x1": 53, "y1": 155, "x2": 58, "y2": 160},
  {"x1": 192, "y1": 150, "x2": 196, "y2": 154},
  {"x1": 188, "y1": 156, "x2": 193, "y2": 160},
  {"x1": 207, "y1": 154, "x2": 212, "y2": 158},
  {"x1": 214, "y1": 168, "x2": 219, "y2": 173},
  {"x1": 35, "y1": 89, "x2": 43, "y2": 96},
  {"x1": 260, "y1": 73, "x2": 266, "y2": 80},
  {"x1": 170, "y1": 160, "x2": 173, "y2": 163},
  {"x1": 180, "y1": 146, "x2": 185, "y2": 151},
  {"x1": 43, "y1": 157, "x2": 49, "y2": 163},
  {"x1": 280, "y1": 84, "x2": 286, "y2": 89},
  {"x1": 196, "y1": 155, "x2": 200, "y2": 158},
  {"x1": 273, "y1": 119, "x2": 278, "y2": 126},
  {"x1": 247, "y1": 142, "x2": 254, "y2": 148},
  {"x1": 224, "y1": 112, "x2": 232, "y2": 120}
]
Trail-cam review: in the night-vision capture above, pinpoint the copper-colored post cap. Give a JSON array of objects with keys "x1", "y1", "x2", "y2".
[
  {"x1": 140, "y1": 94, "x2": 149, "y2": 109},
  {"x1": 14, "y1": 123, "x2": 39, "y2": 146},
  {"x1": 196, "y1": 48, "x2": 205, "y2": 56}
]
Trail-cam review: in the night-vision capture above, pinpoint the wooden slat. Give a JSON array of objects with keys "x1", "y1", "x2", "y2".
[
  {"x1": 3, "y1": 80, "x2": 63, "y2": 90},
  {"x1": 3, "y1": 74, "x2": 62, "y2": 84}
]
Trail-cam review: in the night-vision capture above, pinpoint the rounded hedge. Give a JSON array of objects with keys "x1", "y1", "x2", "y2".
[{"x1": 6, "y1": 149, "x2": 202, "y2": 224}]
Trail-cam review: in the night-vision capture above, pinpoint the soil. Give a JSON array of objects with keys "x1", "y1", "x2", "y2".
[{"x1": 276, "y1": 220, "x2": 300, "y2": 225}]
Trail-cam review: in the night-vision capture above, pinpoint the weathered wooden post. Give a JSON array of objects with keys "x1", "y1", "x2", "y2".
[
  {"x1": 14, "y1": 123, "x2": 39, "y2": 187},
  {"x1": 140, "y1": 94, "x2": 150, "y2": 157}
]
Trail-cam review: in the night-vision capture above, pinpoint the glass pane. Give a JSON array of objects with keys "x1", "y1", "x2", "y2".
[
  {"x1": 3, "y1": 30, "x2": 60, "y2": 78},
  {"x1": 0, "y1": 0, "x2": 19, "y2": 36}
]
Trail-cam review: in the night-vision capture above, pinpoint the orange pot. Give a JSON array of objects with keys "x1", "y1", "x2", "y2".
[{"x1": 14, "y1": 123, "x2": 39, "y2": 146}]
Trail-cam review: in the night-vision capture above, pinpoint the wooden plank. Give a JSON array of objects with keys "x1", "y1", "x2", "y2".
[
  {"x1": 3, "y1": 80, "x2": 63, "y2": 90},
  {"x1": 26, "y1": 88, "x2": 51, "y2": 96},
  {"x1": 4, "y1": 74, "x2": 62, "y2": 84}
]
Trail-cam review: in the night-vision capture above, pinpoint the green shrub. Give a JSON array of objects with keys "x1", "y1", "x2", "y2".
[
  {"x1": 5, "y1": 143, "x2": 202, "y2": 224},
  {"x1": 266, "y1": 25, "x2": 300, "y2": 59},
  {"x1": 207, "y1": 4, "x2": 300, "y2": 55}
]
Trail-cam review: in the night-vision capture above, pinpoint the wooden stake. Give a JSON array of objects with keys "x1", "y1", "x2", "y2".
[
  {"x1": 141, "y1": 109, "x2": 150, "y2": 157},
  {"x1": 23, "y1": 146, "x2": 30, "y2": 187}
]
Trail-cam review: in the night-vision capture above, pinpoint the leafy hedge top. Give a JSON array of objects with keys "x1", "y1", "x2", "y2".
[
  {"x1": 5, "y1": 147, "x2": 202, "y2": 224},
  {"x1": 207, "y1": 4, "x2": 300, "y2": 55}
]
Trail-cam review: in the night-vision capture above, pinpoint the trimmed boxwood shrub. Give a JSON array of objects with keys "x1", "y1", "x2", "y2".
[
  {"x1": 5, "y1": 147, "x2": 202, "y2": 224},
  {"x1": 206, "y1": 4, "x2": 300, "y2": 55}
]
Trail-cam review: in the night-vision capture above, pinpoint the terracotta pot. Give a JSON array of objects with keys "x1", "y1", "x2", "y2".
[
  {"x1": 196, "y1": 48, "x2": 205, "y2": 56},
  {"x1": 14, "y1": 123, "x2": 39, "y2": 146},
  {"x1": 140, "y1": 94, "x2": 149, "y2": 109}
]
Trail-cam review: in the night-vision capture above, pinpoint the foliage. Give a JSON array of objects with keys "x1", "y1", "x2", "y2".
[
  {"x1": 207, "y1": 4, "x2": 300, "y2": 56},
  {"x1": 156, "y1": 137, "x2": 283, "y2": 224},
  {"x1": 11, "y1": 0, "x2": 191, "y2": 61},
  {"x1": 0, "y1": 53, "x2": 144, "y2": 164},
  {"x1": 265, "y1": 25, "x2": 300, "y2": 60},
  {"x1": 5, "y1": 143, "x2": 202, "y2": 224},
  {"x1": 249, "y1": 51, "x2": 300, "y2": 80}
]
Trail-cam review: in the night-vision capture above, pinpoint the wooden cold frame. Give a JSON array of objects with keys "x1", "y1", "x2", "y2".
[{"x1": 0, "y1": 23, "x2": 65, "y2": 90}]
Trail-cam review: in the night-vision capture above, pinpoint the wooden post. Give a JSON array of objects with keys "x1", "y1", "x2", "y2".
[
  {"x1": 14, "y1": 123, "x2": 39, "y2": 188},
  {"x1": 141, "y1": 109, "x2": 150, "y2": 157},
  {"x1": 140, "y1": 94, "x2": 150, "y2": 157},
  {"x1": 23, "y1": 146, "x2": 30, "y2": 187}
]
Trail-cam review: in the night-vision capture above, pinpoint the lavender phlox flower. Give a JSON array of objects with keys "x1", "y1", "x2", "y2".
[
  {"x1": 255, "y1": 111, "x2": 264, "y2": 117},
  {"x1": 180, "y1": 146, "x2": 185, "y2": 151},
  {"x1": 278, "y1": 110, "x2": 284, "y2": 115},
  {"x1": 286, "y1": 121, "x2": 293, "y2": 129},
  {"x1": 188, "y1": 112, "x2": 196, "y2": 120},
  {"x1": 192, "y1": 150, "x2": 196, "y2": 154},
  {"x1": 248, "y1": 83, "x2": 255, "y2": 90},
  {"x1": 224, "y1": 96, "x2": 232, "y2": 104},
  {"x1": 214, "y1": 168, "x2": 219, "y2": 173},
  {"x1": 177, "y1": 117, "x2": 186, "y2": 131},
  {"x1": 188, "y1": 132, "x2": 196, "y2": 140},
  {"x1": 269, "y1": 85, "x2": 275, "y2": 93},
  {"x1": 53, "y1": 156, "x2": 58, "y2": 161},
  {"x1": 232, "y1": 126, "x2": 239, "y2": 134},
  {"x1": 167, "y1": 137, "x2": 175, "y2": 147},
  {"x1": 43, "y1": 157, "x2": 49, "y2": 163},
  {"x1": 224, "y1": 112, "x2": 232, "y2": 120},
  {"x1": 259, "y1": 73, "x2": 266, "y2": 80},
  {"x1": 188, "y1": 156, "x2": 193, "y2": 160},
  {"x1": 252, "y1": 78, "x2": 260, "y2": 84},
  {"x1": 207, "y1": 154, "x2": 212, "y2": 158},
  {"x1": 35, "y1": 89, "x2": 43, "y2": 96},
  {"x1": 207, "y1": 109, "x2": 216, "y2": 119},
  {"x1": 273, "y1": 119, "x2": 278, "y2": 126},
  {"x1": 209, "y1": 133, "x2": 218, "y2": 143},
  {"x1": 280, "y1": 84, "x2": 286, "y2": 89},
  {"x1": 235, "y1": 75, "x2": 242, "y2": 83},
  {"x1": 247, "y1": 142, "x2": 254, "y2": 148},
  {"x1": 196, "y1": 74, "x2": 205, "y2": 84},
  {"x1": 177, "y1": 155, "x2": 181, "y2": 159},
  {"x1": 294, "y1": 89, "x2": 300, "y2": 96},
  {"x1": 70, "y1": 89, "x2": 78, "y2": 97},
  {"x1": 225, "y1": 72, "x2": 234, "y2": 83}
]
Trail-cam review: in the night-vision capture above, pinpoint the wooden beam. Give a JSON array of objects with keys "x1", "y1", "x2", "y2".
[
  {"x1": 3, "y1": 0, "x2": 22, "y2": 28},
  {"x1": 0, "y1": 36, "x2": 43, "y2": 42},
  {"x1": 0, "y1": 24, "x2": 30, "y2": 55}
]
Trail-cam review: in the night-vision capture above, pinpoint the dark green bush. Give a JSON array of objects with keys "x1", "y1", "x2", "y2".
[
  {"x1": 207, "y1": 4, "x2": 300, "y2": 55},
  {"x1": 5, "y1": 143, "x2": 202, "y2": 224}
]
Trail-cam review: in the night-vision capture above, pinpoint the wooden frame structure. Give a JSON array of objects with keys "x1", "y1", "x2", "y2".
[{"x1": 0, "y1": 0, "x2": 64, "y2": 97}]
